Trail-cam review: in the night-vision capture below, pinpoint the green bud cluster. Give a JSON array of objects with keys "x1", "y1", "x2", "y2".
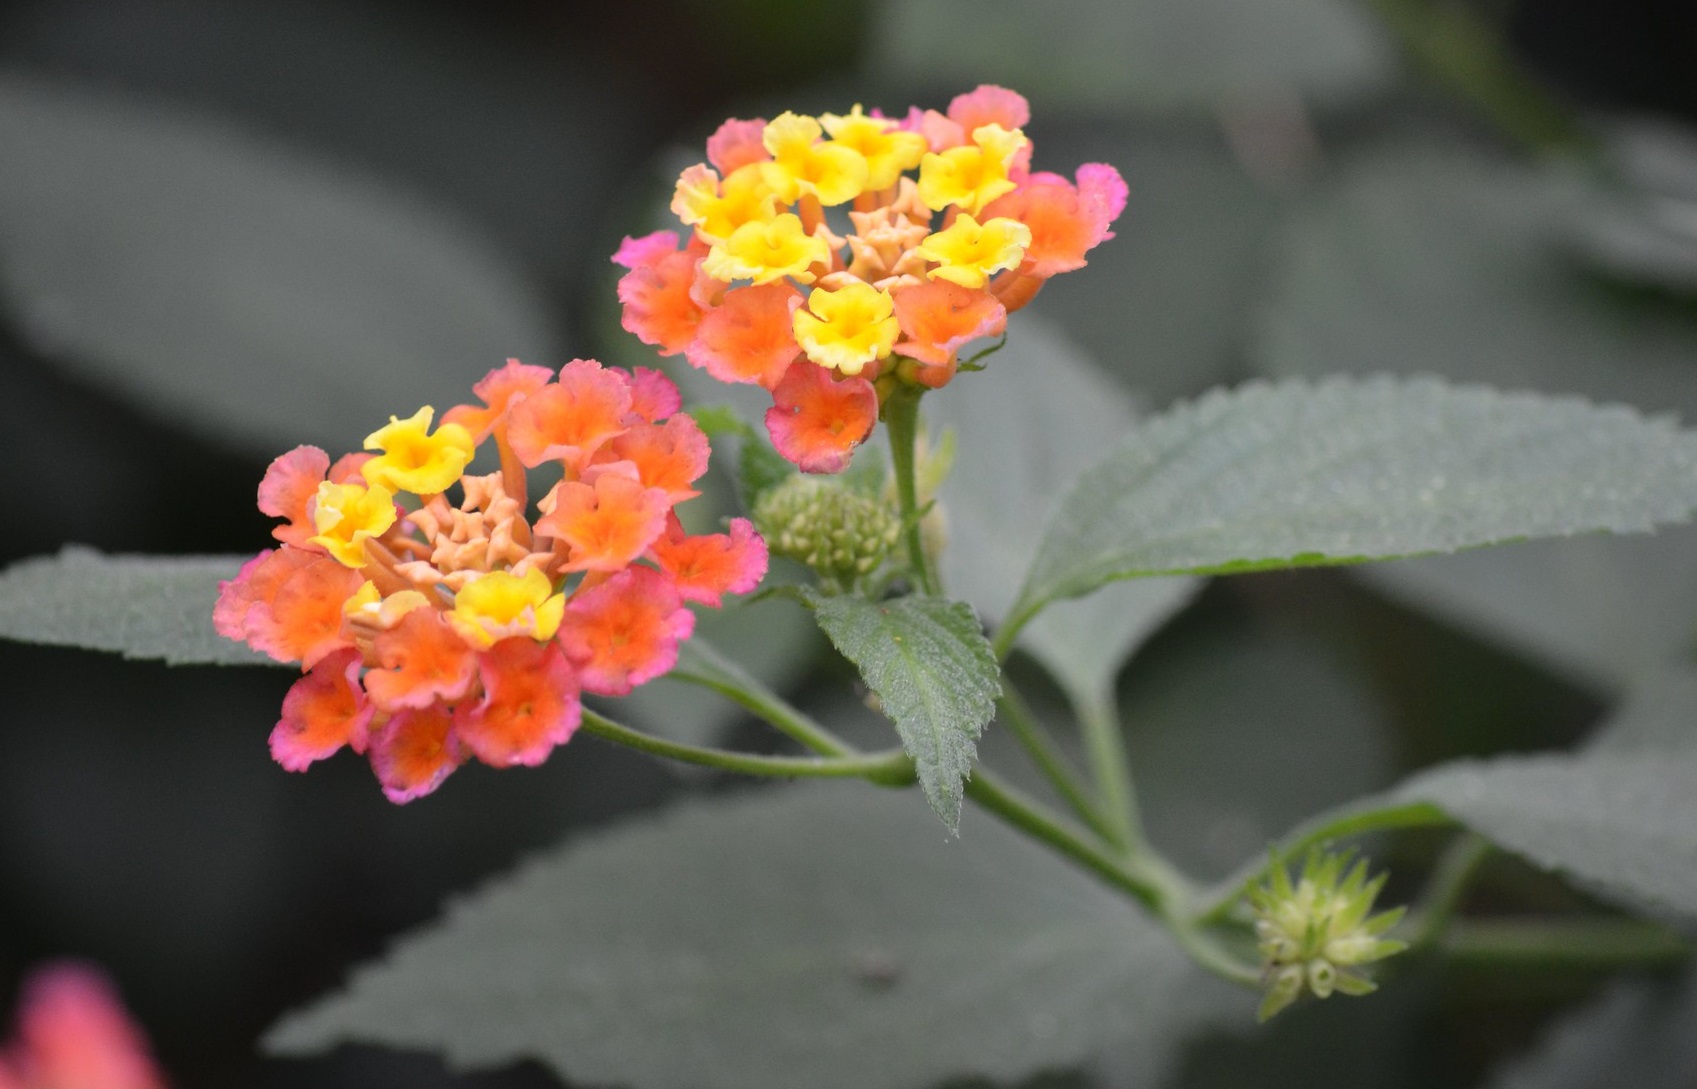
[
  {"x1": 1248, "y1": 849, "x2": 1407, "y2": 1022},
  {"x1": 752, "y1": 475, "x2": 900, "y2": 589}
]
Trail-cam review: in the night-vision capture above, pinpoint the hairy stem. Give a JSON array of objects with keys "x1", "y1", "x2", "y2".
[
  {"x1": 1405, "y1": 832, "x2": 1493, "y2": 952},
  {"x1": 883, "y1": 383, "x2": 940, "y2": 596},
  {"x1": 1077, "y1": 689, "x2": 1140, "y2": 852},
  {"x1": 580, "y1": 709, "x2": 915, "y2": 783},
  {"x1": 996, "y1": 679, "x2": 1116, "y2": 841}
]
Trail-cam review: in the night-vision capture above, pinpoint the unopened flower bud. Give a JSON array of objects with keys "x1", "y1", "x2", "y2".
[
  {"x1": 1248, "y1": 849, "x2": 1407, "y2": 1022},
  {"x1": 753, "y1": 475, "x2": 900, "y2": 589}
]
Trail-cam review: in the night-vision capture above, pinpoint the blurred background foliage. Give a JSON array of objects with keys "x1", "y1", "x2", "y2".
[{"x1": 0, "y1": 0, "x2": 1693, "y2": 1085}]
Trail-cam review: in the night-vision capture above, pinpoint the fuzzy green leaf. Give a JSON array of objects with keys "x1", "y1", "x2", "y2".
[
  {"x1": 1010, "y1": 376, "x2": 1697, "y2": 632},
  {"x1": 0, "y1": 547, "x2": 268, "y2": 666},
  {"x1": 1484, "y1": 971, "x2": 1697, "y2": 1089},
  {"x1": 264, "y1": 784, "x2": 1241, "y2": 1089},
  {"x1": 807, "y1": 594, "x2": 1000, "y2": 832}
]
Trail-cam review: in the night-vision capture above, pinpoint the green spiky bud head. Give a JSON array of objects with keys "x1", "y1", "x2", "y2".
[
  {"x1": 752, "y1": 475, "x2": 900, "y2": 589},
  {"x1": 1247, "y1": 848, "x2": 1408, "y2": 1022}
]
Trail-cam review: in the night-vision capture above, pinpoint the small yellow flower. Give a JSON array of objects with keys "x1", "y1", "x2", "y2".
[
  {"x1": 760, "y1": 112, "x2": 870, "y2": 207},
  {"x1": 820, "y1": 106, "x2": 928, "y2": 192},
  {"x1": 917, "y1": 123, "x2": 1026, "y2": 215},
  {"x1": 792, "y1": 282, "x2": 899, "y2": 375},
  {"x1": 917, "y1": 213, "x2": 1032, "y2": 288},
  {"x1": 672, "y1": 163, "x2": 779, "y2": 243},
  {"x1": 702, "y1": 213, "x2": 830, "y2": 285},
  {"x1": 362, "y1": 406, "x2": 476, "y2": 495},
  {"x1": 448, "y1": 568, "x2": 566, "y2": 647},
  {"x1": 342, "y1": 580, "x2": 430, "y2": 626},
  {"x1": 309, "y1": 482, "x2": 397, "y2": 567}
]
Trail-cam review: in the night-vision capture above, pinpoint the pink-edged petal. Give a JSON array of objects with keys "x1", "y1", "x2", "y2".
[
  {"x1": 625, "y1": 366, "x2": 682, "y2": 423},
  {"x1": 612, "y1": 230, "x2": 683, "y2": 270},
  {"x1": 454, "y1": 638, "x2": 582, "y2": 767},
  {"x1": 11, "y1": 963, "x2": 167, "y2": 1089},
  {"x1": 706, "y1": 117, "x2": 771, "y2": 174},
  {"x1": 650, "y1": 517, "x2": 769, "y2": 607},
  {"x1": 270, "y1": 648, "x2": 374, "y2": 770},
  {"x1": 368, "y1": 704, "x2": 464, "y2": 803},
  {"x1": 764, "y1": 360, "x2": 878, "y2": 474},
  {"x1": 557, "y1": 566, "x2": 695, "y2": 696},
  {"x1": 257, "y1": 445, "x2": 329, "y2": 546},
  {"x1": 947, "y1": 85, "x2": 1031, "y2": 134}
]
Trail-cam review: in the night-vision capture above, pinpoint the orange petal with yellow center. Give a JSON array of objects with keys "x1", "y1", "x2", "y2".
[
  {"x1": 649, "y1": 516, "x2": 769, "y2": 607},
  {"x1": 214, "y1": 548, "x2": 363, "y2": 667},
  {"x1": 614, "y1": 233, "x2": 707, "y2": 356},
  {"x1": 602, "y1": 415, "x2": 711, "y2": 501},
  {"x1": 363, "y1": 607, "x2": 478, "y2": 712},
  {"x1": 454, "y1": 638, "x2": 581, "y2": 768},
  {"x1": 368, "y1": 704, "x2": 464, "y2": 803},
  {"x1": 686, "y1": 282, "x2": 802, "y2": 390}
]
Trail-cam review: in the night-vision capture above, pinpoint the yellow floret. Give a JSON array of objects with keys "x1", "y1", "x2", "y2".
[
  {"x1": 917, "y1": 124, "x2": 1027, "y2": 215},
  {"x1": 447, "y1": 568, "x2": 565, "y2": 647},
  {"x1": 917, "y1": 213, "x2": 1032, "y2": 288},
  {"x1": 791, "y1": 282, "x2": 899, "y2": 376},
  {"x1": 702, "y1": 213, "x2": 830, "y2": 285},
  {"x1": 342, "y1": 580, "x2": 430, "y2": 625},
  {"x1": 820, "y1": 106, "x2": 927, "y2": 191},
  {"x1": 672, "y1": 163, "x2": 779, "y2": 243},
  {"x1": 362, "y1": 406, "x2": 476, "y2": 495},
  {"x1": 310, "y1": 482, "x2": 398, "y2": 568},
  {"x1": 760, "y1": 111, "x2": 870, "y2": 207}
]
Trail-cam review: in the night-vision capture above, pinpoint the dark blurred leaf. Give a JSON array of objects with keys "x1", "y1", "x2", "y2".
[
  {"x1": 868, "y1": 0, "x2": 1394, "y2": 115},
  {"x1": 808, "y1": 594, "x2": 1000, "y2": 831},
  {"x1": 1253, "y1": 145, "x2": 1697, "y2": 692},
  {"x1": 265, "y1": 783, "x2": 1243, "y2": 1089},
  {"x1": 924, "y1": 316, "x2": 1201, "y2": 705},
  {"x1": 1012, "y1": 376, "x2": 1697, "y2": 626},
  {"x1": 1122, "y1": 621, "x2": 1394, "y2": 881},
  {"x1": 1483, "y1": 970, "x2": 1697, "y2": 1089},
  {"x1": 0, "y1": 547, "x2": 265, "y2": 665},
  {"x1": 0, "y1": 73, "x2": 560, "y2": 453},
  {"x1": 1572, "y1": 121, "x2": 1697, "y2": 294}
]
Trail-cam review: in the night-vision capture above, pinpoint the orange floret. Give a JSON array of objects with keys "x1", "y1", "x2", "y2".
[
  {"x1": 270, "y1": 648, "x2": 374, "y2": 769},
  {"x1": 649, "y1": 515, "x2": 770, "y2": 607},
  {"x1": 442, "y1": 358, "x2": 554, "y2": 441},
  {"x1": 685, "y1": 282, "x2": 803, "y2": 390},
  {"x1": 214, "y1": 548, "x2": 363, "y2": 668},
  {"x1": 536, "y1": 474, "x2": 672, "y2": 573},
  {"x1": 507, "y1": 359, "x2": 633, "y2": 471},
  {"x1": 256, "y1": 445, "x2": 330, "y2": 547},
  {"x1": 601, "y1": 415, "x2": 711, "y2": 502},
  {"x1": 453, "y1": 638, "x2": 581, "y2": 768},
  {"x1": 363, "y1": 607, "x2": 477, "y2": 712},
  {"x1": 622, "y1": 366, "x2": 684, "y2": 424},
  {"x1": 706, "y1": 116, "x2": 771, "y2": 174},
  {"x1": 614, "y1": 232, "x2": 709, "y2": 355},
  {"x1": 892, "y1": 279, "x2": 1007, "y2": 368},
  {"x1": 764, "y1": 360, "x2": 879, "y2": 474},
  {"x1": 368, "y1": 704, "x2": 464, "y2": 804},
  {"x1": 557, "y1": 566, "x2": 695, "y2": 696}
]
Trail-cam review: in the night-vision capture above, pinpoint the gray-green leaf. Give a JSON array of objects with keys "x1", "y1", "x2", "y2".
[
  {"x1": 0, "y1": 547, "x2": 269, "y2": 666},
  {"x1": 868, "y1": 0, "x2": 1393, "y2": 116},
  {"x1": 808, "y1": 594, "x2": 1000, "y2": 832},
  {"x1": 1009, "y1": 376, "x2": 1697, "y2": 635},
  {"x1": 0, "y1": 73, "x2": 559, "y2": 453},
  {"x1": 1484, "y1": 971, "x2": 1697, "y2": 1089},
  {"x1": 265, "y1": 783, "x2": 1241, "y2": 1089}
]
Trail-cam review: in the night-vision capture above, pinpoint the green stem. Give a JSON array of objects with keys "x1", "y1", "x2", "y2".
[
  {"x1": 580, "y1": 709, "x2": 915, "y2": 783},
  {"x1": 1405, "y1": 832, "x2": 1493, "y2": 952},
  {"x1": 1198, "y1": 800, "x2": 1456, "y2": 924},
  {"x1": 990, "y1": 602, "x2": 1036, "y2": 662},
  {"x1": 1364, "y1": 0, "x2": 1593, "y2": 157},
  {"x1": 966, "y1": 768, "x2": 1172, "y2": 912},
  {"x1": 1077, "y1": 689, "x2": 1140, "y2": 852},
  {"x1": 1439, "y1": 917, "x2": 1695, "y2": 969},
  {"x1": 667, "y1": 644, "x2": 856, "y2": 758},
  {"x1": 996, "y1": 679, "x2": 1117, "y2": 842},
  {"x1": 883, "y1": 383, "x2": 940, "y2": 596}
]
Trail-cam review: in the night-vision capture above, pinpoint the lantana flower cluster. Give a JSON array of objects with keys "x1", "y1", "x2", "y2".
[
  {"x1": 614, "y1": 84, "x2": 1127, "y2": 472},
  {"x1": 215, "y1": 359, "x2": 767, "y2": 802}
]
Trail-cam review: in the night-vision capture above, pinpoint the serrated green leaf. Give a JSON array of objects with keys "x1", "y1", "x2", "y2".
[
  {"x1": 1484, "y1": 971, "x2": 1697, "y2": 1089},
  {"x1": 923, "y1": 316, "x2": 1201, "y2": 703},
  {"x1": 1252, "y1": 145, "x2": 1697, "y2": 689},
  {"x1": 1009, "y1": 376, "x2": 1697, "y2": 633},
  {"x1": 868, "y1": 0, "x2": 1393, "y2": 116},
  {"x1": 0, "y1": 547, "x2": 271, "y2": 666},
  {"x1": 264, "y1": 783, "x2": 1242, "y2": 1089},
  {"x1": 807, "y1": 594, "x2": 1000, "y2": 832},
  {"x1": 0, "y1": 73, "x2": 558, "y2": 453}
]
